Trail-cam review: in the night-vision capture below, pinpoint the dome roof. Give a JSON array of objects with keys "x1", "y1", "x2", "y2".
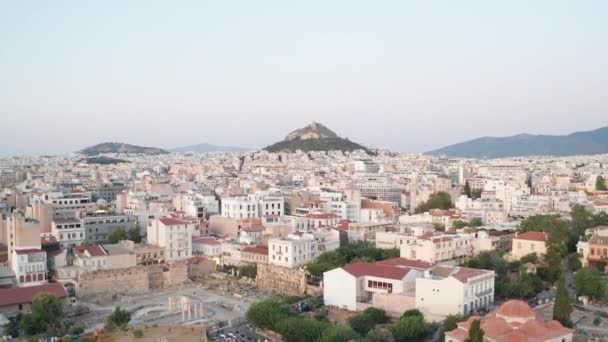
[{"x1": 496, "y1": 300, "x2": 535, "y2": 319}]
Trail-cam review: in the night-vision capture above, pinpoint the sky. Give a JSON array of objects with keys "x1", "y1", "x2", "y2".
[{"x1": 1, "y1": 1, "x2": 607, "y2": 156}]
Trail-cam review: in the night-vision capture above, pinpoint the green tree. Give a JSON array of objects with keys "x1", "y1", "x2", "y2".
[
  {"x1": 415, "y1": 191, "x2": 453, "y2": 213},
  {"x1": 246, "y1": 298, "x2": 291, "y2": 331},
  {"x1": 318, "y1": 325, "x2": 359, "y2": 342},
  {"x1": 275, "y1": 317, "x2": 328, "y2": 342},
  {"x1": 470, "y1": 217, "x2": 483, "y2": 227},
  {"x1": 128, "y1": 225, "x2": 143, "y2": 243},
  {"x1": 592, "y1": 212, "x2": 608, "y2": 227},
  {"x1": 105, "y1": 307, "x2": 131, "y2": 331},
  {"x1": 364, "y1": 326, "x2": 395, "y2": 342},
  {"x1": 238, "y1": 263, "x2": 257, "y2": 279},
  {"x1": 442, "y1": 314, "x2": 465, "y2": 341},
  {"x1": 465, "y1": 319, "x2": 484, "y2": 342},
  {"x1": 597, "y1": 175, "x2": 607, "y2": 191},
  {"x1": 31, "y1": 292, "x2": 63, "y2": 327},
  {"x1": 393, "y1": 315, "x2": 431, "y2": 342},
  {"x1": 452, "y1": 220, "x2": 469, "y2": 230},
  {"x1": 401, "y1": 309, "x2": 423, "y2": 318},
  {"x1": 3, "y1": 314, "x2": 21, "y2": 337},
  {"x1": 553, "y1": 276, "x2": 573, "y2": 327},
  {"x1": 464, "y1": 181, "x2": 472, "y2": 198},
  {"x1": 571, "y1": 205, "x2": 592, "y2": 238},
  {"x1": 575, "y1": 267, "x2": 607, "y2": 301},
  {"x1": 107, "y1": 228, "x2": 128, "y2": 244},
  {"x1": 348, "y1": 307, "x2": 388, "y2": 336},
  {"x1": 471, "y1": 189, "x2": 482, "y2": 199}
]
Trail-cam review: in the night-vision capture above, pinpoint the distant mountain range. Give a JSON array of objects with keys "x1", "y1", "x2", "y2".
[
  {"x1": 79, "y1": 143, "x2": 168, "y2": 156},
  {"x1": 426, "y1": 126, "x2": 608, "y2": 158},
  {"x1": 264, "y1": 122, "x2": 371, "y2": 153},
  {"x1": 169, "y1": 143, "x2": 250, "y2": 153}
]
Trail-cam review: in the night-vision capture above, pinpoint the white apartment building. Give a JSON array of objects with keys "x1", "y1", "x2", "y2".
[
  {"x1": 222, "y1": 195, "x2": 285, "y2": 219},
  {"x1": 416, "y1": 265, "x2": 495, "y2": 318},
  {"x1": 147, "y1": 217, "x2": 195, "y2": 261},
  {"x1": 269, "y1": 233, "x2": 318, "y2": 268},
  {"x1": 400, "y1": 230, "x2": 497, "y2": 264},
  {"x1": 33, "y1": 191, "x2": 96, "y2": 218},
  {"x1": 328, "y1": 201, "x2": 360, "y2": 222},
  {"x1": 52, "y1": 218, "x2": 85, "y2": 248},
  {"x1": 12, "y1": 249, "x2": 47, "y2": 287}
]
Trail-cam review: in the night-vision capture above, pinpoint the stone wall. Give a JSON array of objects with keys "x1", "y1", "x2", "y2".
[
  {"x1": 164, "y1": 261, "x2": 188, "y2": 287},
  {"x1": 77, "y1": 266, "x2": 149, "y2": 299},
  {"x1": 77, "y1": 261, "x2": 189, "y2": 299},
  {"x1": 256, "y1": 264, "x2": 307, "y2": 296}
]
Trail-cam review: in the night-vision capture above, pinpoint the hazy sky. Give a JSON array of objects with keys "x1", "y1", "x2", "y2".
[{"x1": 1, "y1": 1, "x2": 607, "y2": 156}]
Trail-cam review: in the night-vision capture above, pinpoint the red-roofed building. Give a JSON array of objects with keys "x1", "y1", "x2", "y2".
[
  {"x1": 0, "y1": 283, "x2": 68, "y2": 315},
  {"x1": 323, "y1": 259, "x2": 421, "y2": 314},
  {"x1": 192, "y1": 237, "x2": 221, "y2": 259},
  {"x1": 148, "y1": 217, "x2": 196, "y2": 261},
  {"x1": 512, "y1": 231, "x2": 548, "y2": 260},
  {"x1": 241, "y1": 246, "x2": 269, "y2": 264},
  {"x1": 445, "y1": 300, "x2": 573, "y2": 342}
]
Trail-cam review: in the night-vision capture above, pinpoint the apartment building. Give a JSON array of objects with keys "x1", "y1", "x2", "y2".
[
  {"x1": 52, "y1": 218, "x2": 85, "y2": 248},
  {"x1": 83, "y1": 212, "x2": 135, "y2": 243},
  {"x1": 400, "y1": 230, "x2": 497, "y2": 264},
  {"x1": 268, "y1": 233, "x2": 318, "y2": 268},
  {"x1": 147, "y1": 217, "x2": 195, "y2": 261},
  {"x1": 416, "y1": 265, "x2": 495, "y2": 318}
]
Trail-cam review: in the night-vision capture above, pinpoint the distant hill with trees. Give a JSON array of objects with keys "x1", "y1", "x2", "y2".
[{"x1": 426, "y1": 126, "x2": 608, "y2": 158}]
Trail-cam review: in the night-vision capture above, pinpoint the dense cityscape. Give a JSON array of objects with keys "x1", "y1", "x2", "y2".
[{"x1": 0, "y1": 122, "x2": 607, "y2": 341}]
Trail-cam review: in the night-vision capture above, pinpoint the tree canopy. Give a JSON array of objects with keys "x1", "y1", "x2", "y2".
[
  {"x1": 415, "y1": 191, "x2": 453, "y2": 213},
  {"x1": 575, "y1": 267, "x2": 606, "y2": 301},
  {"x1": 553, "y1": 276, "x2": 573, "y2": 327},
  {"x1": 597, "y1": 175, "x2": 607, "y2": 191},
  {"x1": 349, "y1": 307, "x2": 388, "y2": 336},
  {"x1": 306, "y1": 241, "x2": 399, "y2": 277},
  {"x1": 465, "y1": 320, "x2": 484, "y2": 342},
  {"x1": 107, "y1": 228, "x2": 129, "y2": 244},
  {"x1": 246, "y1": 298, "x2": 292, "y2": 331},
  {"x1": 393, "y1": 314, "x2": 432, "y2": 342}
]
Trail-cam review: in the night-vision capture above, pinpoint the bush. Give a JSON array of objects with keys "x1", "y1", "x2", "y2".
[
  {"x1": 275, "y1": 317, "x2": 328, "y2": 342},
  {"x1": 105, "y1": 307, "x2": 131, "y2": 331},
  {"x1": 349, "y1": 307, "x2": 388, "y2": 336},
  {"x1": 318, "y1": 325, "x2": 359, "y2": 342},
  {"x1": 246, "y1": 298, "x2": 291, "y2": 331},
  {"x1": 393, "y1": 315, "x2": 432, "y2": 342},
  {"x1": 133, "y1": 329, "x2": 144, "y2": 338}
]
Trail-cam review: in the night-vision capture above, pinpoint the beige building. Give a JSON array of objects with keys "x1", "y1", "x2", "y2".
[
  {"x1": 147, "y1": 217, "x2": 195, "y2": 261},
  {"x1": 511, "y1": 231, "x2": 548, "y2": 260}
]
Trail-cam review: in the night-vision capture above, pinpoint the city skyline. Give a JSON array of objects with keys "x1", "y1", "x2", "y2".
[{"x1": 1, "y1": 0, "x2": 607, "y2": 156}]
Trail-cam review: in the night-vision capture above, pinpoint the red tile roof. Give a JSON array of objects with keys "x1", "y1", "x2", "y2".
[
  {"x1": 79, "y1": 244, "x2": 107, "y2": 257},
  {"x1": 15, "y1": 249, "x2": 45, "y2": 255},
  {"x1": 341, "y1": 262, "x2": 411, "y2": 280},
  {"x1": 447, "y1": 300, "x2": 573, "y2": 342},
  {"x1": 159, "y1": 217, "x2": 186, "y2": 226},
  {"x1": 515, "y1": 231, "x2": 548, "y2": 242},
  {"x1": 242, "y1": 246, "x2": 269, "y2": 255},
  {"x1": 192, "y1": 237, "x2": 220, "y2": 245},
  {"x1": 0, "y1": 283, "x2": 68, "y2": 307},
  {"x1": 375, "y1": 257, "x2": 433, "y2": 270}
]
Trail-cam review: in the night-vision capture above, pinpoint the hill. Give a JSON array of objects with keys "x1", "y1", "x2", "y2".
[
  {"x1": 426, "y1": 127, "x2": 608, "y2": 158},
  {"x1": 79, "y1": 143, "x2": 168, "y2": 156},
  {"x1": 169, "y1": 143, "x2": 250, "y2": 153},
  {"x1": 264, "y1": 123, "x2": 370, "y2": 154}
]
